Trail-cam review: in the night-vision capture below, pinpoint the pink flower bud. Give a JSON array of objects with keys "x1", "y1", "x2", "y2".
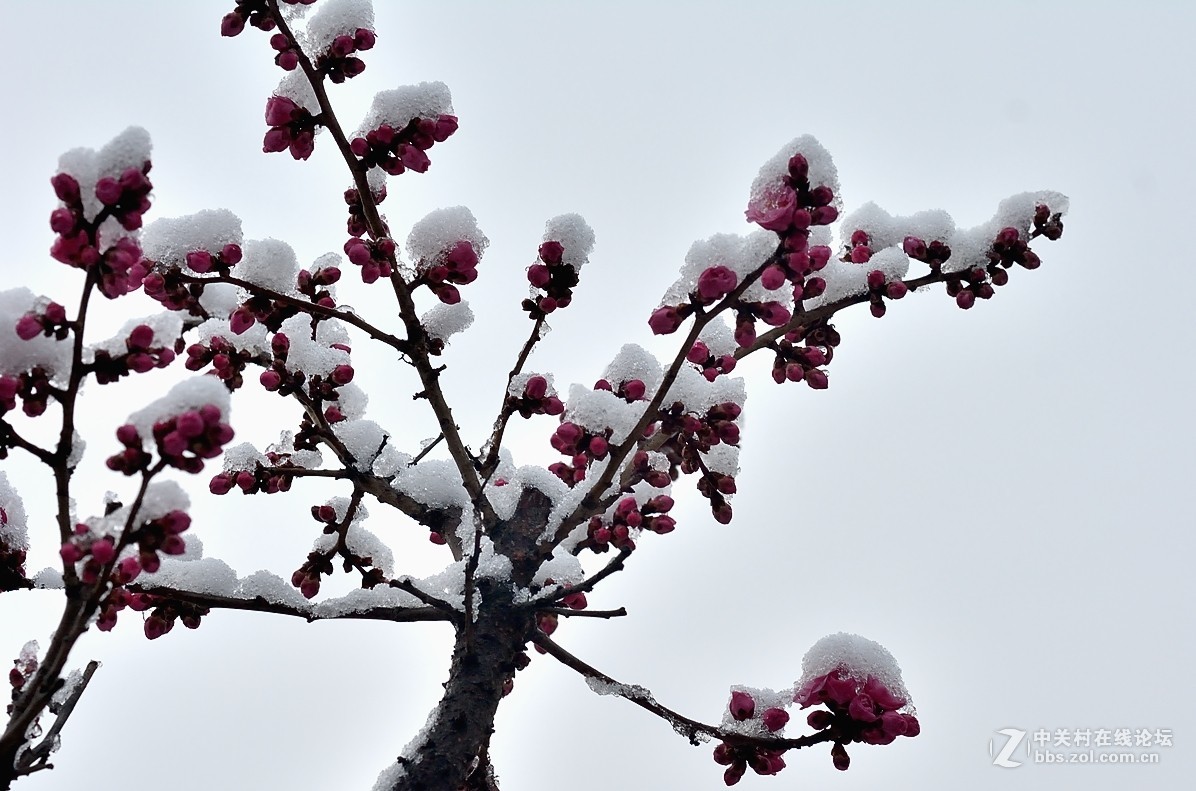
[
  {"x1": 902, "y1": 236, "x2": 927, "y2": 258},
  {"x1": 808, "y1": 185, "x2": 834, "y2": 207},
  {"x1": 760, "y1": 264, "x2": 787, "y2": 290},
  {"x1": 260, "y1": 370, "x2": 282, "y2": 390},
  {"x1": 221, "y1": 11, "x2": 246, "y2": 37},
  {"x1": 230, "y1": 307, "x2": 256, "y2": 335},
  {"x1": 760, "y1": 708, "x2": 789, "y2": 732},
  {"x1": 117, "y1": 556, "x2": 142, "y2": 583},
  {"x1": 648, "y1": 306, "x2": 683, "y2": 335},
  {"x1": 127, "y1": 324, "x2": 155, "y2": 351},
  {"x1": 95, "y1": 177, "x2": 122, "y2": 206},
  {"x1": 956, "y1": 289, "x2": 976, "y2": 309},
  {"x1": 525, "y1": 375, "x2": 548, "y2": 400},
  {"x1": 49, "y1": 208, "x2": 76, "y2": 234},
  {"x1": 622, "y1": 379, "x2": 646, "y2": 400},
  {"x1": 562, "y1": 592, "x2": 587, "y2": 610},
  {"x1": 90, "y1": 538, "x2": 116, "y2": 564},
  {"x1": 588, "y1": 436, "x2": 608, "y2": 458},
  {"x1": 60, "y1": 542, "x2": 84, "y2": 564},
  {"x1": 804, "y1": 368, "x2": 828, "y2": 389},
  {"x1": 186, "y1": 250, "x2": 213, "y2": 273},
  {"x1": 729, "y1": 690, "x2": 755, "y2": 721},
  {"x1": 527, "y1": 263, "x2": 551, "y2": 287},
  {"x1": 264, "y1": 95, "x2": 301, "y2": 127},
  {"x1": 15, "y1": 315, "x2": 41, "y2": 341},
  {"x1": 831, "y1": 742, "x2": 850, "y2": 771},
  {"x1": 209, "y1": 474, "x2": 233, "y2": 495},
  {"x1": 745, "y1": 183, "x2": 797, "y2": 232},
  {"x1": 787, "y1": 153, "x2": 809, "y2": 181},
  {"x1": 51, "y1": 172, "x2": 81, "y2": 203},
  {"x1": 331, "y1": 364, "x2": 354, "y2": 385},
  {"x1": 886, "y1": 281, "x2": 908, "y2": 299}
]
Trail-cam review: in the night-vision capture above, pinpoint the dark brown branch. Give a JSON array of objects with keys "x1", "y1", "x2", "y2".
[
  {"x1": 177, "y1": 270, "x2": 412, "y2": 355},
  {"x1": 521, "y1": 548, "x2": 631, "y2": 610},
  {"x1": 479, "y1": 314, "x2": 547, "y2": 480},
  {"x1": 534, "y1": 633, "x2": 834, "y2": 751},
  {"x1": 542, "y1": 607, "x2": 627, "y2": 619},
  {"x1": 12, "y1": 660, "x2": 99, "y2": 778},
  {"x1": 130, "y1": 584, "x2": 455, "y2": 624}
]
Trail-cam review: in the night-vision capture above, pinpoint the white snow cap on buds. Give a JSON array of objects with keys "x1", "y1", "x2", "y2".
[
  {"x1": 237, "y1": 238, "x2": 300, "y2": 294},
  {"x1": 750, "y1": 134, "x2": 840, "y2": 209},
  {"x1": 356, "y1": 82, "x2": 454, "y2": 137},
  {"x1": 807, "y1": 247, "x2": 910, "y2": 309},
  {"x1": 421, "y1": 300, "x2": 474, "y2": 344},
  {"x1": 602, "y1": 344, "x2": 664, "y2": 395},
  {"x1": 56, "y1": 126, "x2": 152, "y2": 220},
  {"x1": 665, "y1": 230, "x2": 781, "y2": 305},
  {"x1": 0, "y1": 288, "x2": 72, "y2": 380},
  {"x1": 662, "y1": 365, "x2": 746, "y2": 415},
  {"x1": 302, "y1": 0, "x2": 373, "y2": 52},
  {"x1": 275, "y1": 70, "x2": 321, "y2": 116},
  {"x1": 126, "y1": 377, "x2": 231, "y2": 441},
  {"x1": 697, "y1": 317, "x2": 737, "y2": 359},
  {"x1": 944, "y1": 190, "x2": 1069, "y2": 274},
  {"x1": 543, "y1": 213, "x2": 596, "y2": 270},
  {"x1": 312, "y1": 497, "x2": 394, "y2": 576},
  {"x1": 798, "y1": 632, "x2": 912, "y2": 707},
  {"x1": 407, "y1": 206, "x2": 488, "y2": 268},
  {"x1": 90, "y1": 312, "x2": 183, "y2": 358},
  {"x1": 564, "y1": 384, "x2": 643, "y2": 443},
  {"x1": 508, "y1": 371, "x2": 557, "y2": 398},
  {"x1": 142, "y1": 209, "x2": 243, "y2": 270},
  {"x1": 277, "y1": 313, "x2": 350, "y2": 378},
  {"x1": 0, "y1": 472, "x2": 29, "y2": 553}
]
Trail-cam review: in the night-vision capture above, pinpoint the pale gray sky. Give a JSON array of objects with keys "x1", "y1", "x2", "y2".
[{"x1": 1, "y1": 2, "x2": 1193, "y2": 790}]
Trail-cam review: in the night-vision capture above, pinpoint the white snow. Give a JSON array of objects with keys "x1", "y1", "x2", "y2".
[
  {"x1": 141, "y1": 209, "x2": 243, "y2": 270},
  {"x1": 748, "y1": 135, "x2": 841, "y2": 211},
  {"x1": 602, "y1": 344, "x2": 664, "y2": 395},
  {"x1": 0, "y1": 288, "x2": 72, "y2": 381},
  {"x1": 0, "y1": 472, "x2": 29, "y2": 552},
  {"x1": 421, "y1": 300, "x2": 474, "y2": 343},
  {"x1": 332, "y1": 419, "x2": 388, "y2": 471},
  {"x1": 797, "y1": 632, "x2": 911, "y2": 706},
  {"x1": 56, "y1": 126, "x2": 152, "y2": 221},
  {"x1": 355, "y1": 82, "x2": 454, "y2": 138},
  {"x1": 301, "y1": 0, "x2": 374, "y2": 52},
  {"x1": 237, "y1": 238, "x2": 300, "y2": 294},
  {"x1": 543, "y1": 213, "x2": 596, "y2": 270},
  {"x1": 406, "y1": 206, "x2": 488, "y2": 269},
  {"x1": 126, "y1": 377, "x2": 231, "y2": 441}
]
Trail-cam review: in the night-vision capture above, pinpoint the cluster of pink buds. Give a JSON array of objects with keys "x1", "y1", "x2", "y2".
[
  {"x1": 291, "y1": 550, "x2": 335, "y2": 599},
  {"x1": 268, "y1": 32, "x2": 301, "y2": 71},
  {"x1": 128, "y1": 509, "x2": 192, "y2": 575},
  {"x1": 50, "y1": 172, "x2": 151, "y2": 299},
  {"x1": 92, "y1": 324, "x2": 177, "y2": 385},
  {"x1": 548, "y1": 422, "x2": 611, "y2": 486},
  {"x1": 744, "y1": 154, "x2": 840, "y2": 304},
  {"x1": 343, "y1": 236, "x2": 396, "y2": 284},
  {"x1": 686, "y1": 340, "x2": 737, "y2": 382},
  {"x1": 350, "y1": 115, "x2": 458, "y2": 176},
  {"x1": 143, "y1": 598, "x2": 209, "y2": 640},
  {"x1": 139, "y1": 407, "x2": 235, "y2": 474},
  {"x1": 210, "y1": 451, "x2": 302, "y2": 496},
  {"x1": 584, "y1": 494, "x2": 675, "y2": 553},
  {"x1": 770, "y1": 320, "x2": 839, "y2": 388},
  {"x1": 731, "y1": 300, "x2": 791, "y2": 349},
  {"x1": 901, "y1": 235, "x2": 952, "y2": 271},
  {"x1": 509, "y1": 376, "x2": 564, "y2": 419},
  {"x1": 95, "y1": 587, "x2": 155, "y2": 632},
  {"x1": 533, "y1": 611, "x2": 558, "y2": 654},
  {"x1": 631, "y1": 451, "x2": 673, "y2": 489},
  {"x1": 141, "y1": 267, "x2": 204, "y2": 313},
  {"x1": 523, "y1": 240, "x2": 581, "y2": 317},
  {"x1": 414, "y1": 240, "x2": 481, "y2": 304},
  {"x1": 15, "y1": 302, "x2": 68, "y2": 342},
  {"x1": 593, "y1": 376, "x2": 647, "y2": 403},
  {"x1": 185, "y1": 242, "x2": 242, "y2": 274},
  {"x1": 795, "y1": 669, "x2": 920, "y2": 770},
  {"x1": 297, "y1": 263, "x2": 341, "y2": 308},
  {"x1": 221, "y1": 0, "x2": 280, "y2": 37},
  {"x1": 0, "y1": 369, "x2": 52, "y2": 420},
  {"x1": 263, "y1": 96, "x2": 320, "y2": 160},
  {"x1": 314, "y1": 28, "x2": 376, "y2": 83},
  {"x1": 185, "y1": 335, "x2": 252, "y2": 390},
  {"x1": 943, "y1": 209, "x2": 1064, "y2": 310},
  {"x1": 839, "y1": 230, "x2": 910, "y2": 318},
  {"x1": 651, "y1": 401, "x2": 741, "y2": 523},
  {"x1": 711, "y1": 691, "x2": 791, "y2": 785},
  {"x1": 59, "y1": 529, "x2": 124, "y2": 585},
  {"x1": 105, "y1": 424, "x2": 153, "y2": 475},
  {"x1": 344, "y1": 185, "x2": 387, "y2": 237},
  {"x1": 230, "y1": 291, "x2": 302, "y2": 336}
]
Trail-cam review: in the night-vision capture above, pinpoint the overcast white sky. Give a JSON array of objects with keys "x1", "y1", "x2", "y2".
[{"x1": 2, "y1": 1, "x2": 1194, "y2": 790}]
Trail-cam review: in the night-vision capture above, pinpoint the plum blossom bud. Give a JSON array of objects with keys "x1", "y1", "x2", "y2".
[
  {"x1": 90, "y1": 537, "x2": 116, "y2": 564},
  {"x1": 760, "y1": 264, "x2": 787, "y2": 290},
  {"x1": 831, "y1": 743, "x2": 850, "y2": 771},
  {"x1": 762, "y1": 708, "x2": 789, "y2": 732},
  {"x1": 729, "y1": 690, "x2": 755, "y2": 721}
]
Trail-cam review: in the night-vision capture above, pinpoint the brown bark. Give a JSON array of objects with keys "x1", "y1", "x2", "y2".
[{"x1": 384, "y1": 580, "x2": 533, "y2": 791}]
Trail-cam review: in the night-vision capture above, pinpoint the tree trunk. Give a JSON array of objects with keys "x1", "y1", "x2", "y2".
[{"x1": 384, "y1": 580, "x2": 533, "y2": 791}]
